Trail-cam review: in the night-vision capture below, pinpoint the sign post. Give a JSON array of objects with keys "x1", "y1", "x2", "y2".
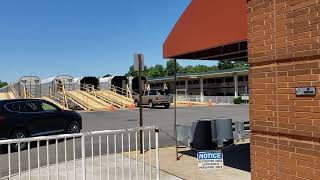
[{"x1": 134, "y1": 53, "x2": 144, "y2": 154}]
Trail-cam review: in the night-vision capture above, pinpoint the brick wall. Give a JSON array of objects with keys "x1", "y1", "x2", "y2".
[{"x1": 248, "y1": 0, "x2": 320, "y2": 179}]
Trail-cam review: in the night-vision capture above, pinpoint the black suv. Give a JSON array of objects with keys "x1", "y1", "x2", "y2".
[{"x1": 0, "y1": 99, "x2": 82, "y2": 151}]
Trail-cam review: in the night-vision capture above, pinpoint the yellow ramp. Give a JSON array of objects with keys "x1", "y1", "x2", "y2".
[
  {"x1": 94, "y1": 90, "x2": 133, "y2": 108},
  {"x1": 99, "y1": 90, "x2": 133, "y2": 107},
  {"x1": 0, "y1": 92, "x2": 16, "y2": 100},
  {"x1": 66, "y1": 90, "x2": 111, "y2": 111}
]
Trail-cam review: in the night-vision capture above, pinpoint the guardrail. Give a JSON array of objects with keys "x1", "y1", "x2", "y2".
[
  {"x1": 176, "y1": 95, "x2": 235, "y2": 104},
  {"x1": 0, "y1": 126, "x2": 160, "y2": 180}
]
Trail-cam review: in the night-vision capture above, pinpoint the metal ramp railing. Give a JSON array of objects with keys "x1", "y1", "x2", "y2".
[
  {"x1": 85, "y1": 84, "x2": 134, "y2": 109},
  {"x1": 0, "y1": 126, "x2": 160, "y2": 180}
]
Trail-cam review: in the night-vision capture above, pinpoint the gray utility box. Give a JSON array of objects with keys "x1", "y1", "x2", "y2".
[
  {"x1": 215, "y1": 117, "x2": 233, "y2": 147},
  {"x1": 177, "y1": 117, "x2": 234, "y2": 150}
]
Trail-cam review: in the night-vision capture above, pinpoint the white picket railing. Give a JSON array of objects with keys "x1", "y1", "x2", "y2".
[
  {"x1": 176, "y1": 95, "x2": 236, "y2": 104},
  {"x1": 0, "y1": 126, "x2": 160, "y2": 180}
]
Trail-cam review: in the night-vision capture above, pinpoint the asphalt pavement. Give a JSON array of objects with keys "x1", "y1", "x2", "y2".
[{"x1": 0, "y1": 105, "x2": 249, "y2": 178}]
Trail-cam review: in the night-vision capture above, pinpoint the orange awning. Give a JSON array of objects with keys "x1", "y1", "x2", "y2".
[{"x1": 163, "y1": 0, "x2": 247, "y2": 60}]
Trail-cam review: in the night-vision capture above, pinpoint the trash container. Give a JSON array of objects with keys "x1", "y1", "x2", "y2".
[
  {"x1": 191, "y1": 119, "x2": 214, "y2": 150},
  {"x1": 215, "y1": 117, "x2": 233, "y2": 147}
]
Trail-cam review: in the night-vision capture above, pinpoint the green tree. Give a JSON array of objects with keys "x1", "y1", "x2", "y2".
[
  {"x1": 165, "y1": 60, "x2": 183, "y2": 76},
  {"x1": 125, "y1": 65, "x2": 137, "y2": 77},
  {"x1": 147, "y1": 64, "x2": 165, "y2": 78},
  {"x1": 218, "y1": 60, "x2": 234, "y2": 70},
  {"x1": 233, "y1": 61, "x2": 248, "y2": 68},
  {"x1": 183, "y1": 65, "x2": 195, "y2": 73},
  {"x1": 125, "y1": 65, "x2": 148, "y2": 77},
  {"x1": 0, "y1": 81, "x2": 8, "y2": 88},
  {"x1": 194, "y1": 65, "x2": 211, "y2": 73}
]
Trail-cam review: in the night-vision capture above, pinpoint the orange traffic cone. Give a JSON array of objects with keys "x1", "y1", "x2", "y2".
[
  {"x1": 208, "y1": 99, "x2": 213, "y2": 107},
  {"x1": 188, "y1": 100, "x2": 192, "y2": 107},
  {"x1": 109, "y1": 104, "x2": 116, "y2": 111},
  {"x1": 128, "y1": 103, "x2": 135, "y2": 110}
]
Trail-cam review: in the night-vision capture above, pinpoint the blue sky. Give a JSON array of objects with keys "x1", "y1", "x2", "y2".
[{"x1": 0, "y1": 0, "x2": 216, "y2": 82}]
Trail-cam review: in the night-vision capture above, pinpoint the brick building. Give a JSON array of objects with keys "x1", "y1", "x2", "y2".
[
  {"x1": 248, "y1": 0, "x2": 320, "y2": 179},
  {"x1": 164, "y1": 0, "x2": 320, "y2": 179}
]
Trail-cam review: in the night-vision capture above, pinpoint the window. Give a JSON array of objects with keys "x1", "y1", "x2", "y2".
[
  {"x1": 188, "y1": 80, "x2": 193, "y2": 85},
  {"x1": 5, "y1": 102, "x2": 20, "y2": 112},
  {"x1": 238, "y1": 76, "x2": 244, "y2": 81},
  {"x1": 225, "y1": 77, "x2": 234, "y2": 82},
  {"x1": 216, "y1": 78, "x2": 223, "y2": 83},
  {"x1": 159, "y1": 89, "x2": 170, "y2": 95},
  {"x1": 208, "y1": 79, "x2": 215, "y2": 84},
  {"x1": 149, "y1": 90, "x2": 158, "y2": 95},
  {"x1": 20, "y1": 102, "x2": 40, "y2": 112},
  {"x1": 176, "y1": 81, "x2": 185, "y2": 86},
  {"x1": 40, "y1": 102, "x2": 58, "y2": 111},
  {"x1": 193, "y1": 80, "x2": 199, "y2": 84},
  {"x1": 144, "y1": 91, "x2": 149, "y2": 96}
]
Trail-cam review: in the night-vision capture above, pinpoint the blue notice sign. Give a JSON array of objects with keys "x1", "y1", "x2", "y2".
[{"x1": 197, "y1": 151, "x2": 223, "y2": 170}]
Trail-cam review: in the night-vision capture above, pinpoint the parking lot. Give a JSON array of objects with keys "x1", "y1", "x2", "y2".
[
  {"x1": 81, "y1": 105, "x2": 249, "y2": 146},
  {"x1": 0, "y1": 105, "x2": 248, "y2": 178}
]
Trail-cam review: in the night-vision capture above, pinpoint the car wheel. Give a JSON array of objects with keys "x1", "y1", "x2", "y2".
[
  {"x1": 10, "y1": 129, "x2": 28, "y2": 151},
  {"x1": 134, "y1": 100, "x2": 139, "y2": 107},
  {"x1": 66, "y1": 122, "x2": 80, "y2": 134},
  {"x1": 148, "y1": 100, "x2": 154, "y2": 108},
  {"x1": 164, "y1": 104, "x2": 170, "y2": 109}
]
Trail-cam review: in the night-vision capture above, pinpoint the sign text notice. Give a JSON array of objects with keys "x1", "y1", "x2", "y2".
[{"x1": 197, "y1": 151, "x2": 223, "y2": 170}]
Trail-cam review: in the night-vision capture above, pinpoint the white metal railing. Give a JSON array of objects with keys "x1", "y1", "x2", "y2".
[
  {"x1": 176, "y1": 95, "x2": 235, "y2": 104},
  {"x1": 0, "y1": 126, "x2": 160, "y2": 180}
]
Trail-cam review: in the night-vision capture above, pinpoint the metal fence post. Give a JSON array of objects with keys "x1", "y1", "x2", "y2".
[
  {"x1": 155, "y1": 128, "x2": 160, "y2": 180},
  {"x1": 81, "y1": 135, "x2": 86, "y2": 180}
]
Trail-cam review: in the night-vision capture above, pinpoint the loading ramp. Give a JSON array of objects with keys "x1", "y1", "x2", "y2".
[
  {"x1": 50, "y1": 82, "x2": 113, "y2": 111},
  {"x1": 0, "y1": 92, "x2": 16, "y2": 100},
  {"x1": 83, "y1": 84, "x2": 134, "y2": 108},
  {"x1": 0, "y1": 85, "x2": 20, "y2": 100},
  {"x1": 65, "y1": 90, "x2": 112, "y2": 111}
]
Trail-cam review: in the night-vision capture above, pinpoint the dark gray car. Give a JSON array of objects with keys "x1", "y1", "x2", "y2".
[{"x1": 0, "y1": 99, "x2": 82, "y2": 151}]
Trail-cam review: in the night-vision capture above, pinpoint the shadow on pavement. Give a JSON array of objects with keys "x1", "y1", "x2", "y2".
[{"x1": 179, "y1": 143, "x2": 251, "y2": 172}]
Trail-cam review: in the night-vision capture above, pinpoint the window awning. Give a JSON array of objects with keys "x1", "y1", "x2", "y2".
[{"x1": 163, "y1": 0, "x2": 248, "y2": 60}]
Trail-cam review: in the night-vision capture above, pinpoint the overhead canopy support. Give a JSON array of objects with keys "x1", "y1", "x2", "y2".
[
  {"x1": 172, "y1": 41, "x2": 247, "y2": 61},
  {"x1": 163, "y1": 0, "x2": 248, "y2": 60}
]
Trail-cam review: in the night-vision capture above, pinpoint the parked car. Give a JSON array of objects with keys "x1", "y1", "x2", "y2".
[
  {"x1": 0, "y1": 99, "x2": 82, "y2": 151},
  {"x1": 134, "y1": 89, "x2": 173, "y2": 108}
]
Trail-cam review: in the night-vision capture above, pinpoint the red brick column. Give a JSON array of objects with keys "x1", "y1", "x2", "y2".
[{"x1": 248, "y1": 0, "x2": 320, "y2": 179}]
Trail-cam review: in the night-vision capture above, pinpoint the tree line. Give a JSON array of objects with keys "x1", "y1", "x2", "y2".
[
  {"x1": 0, "y1": 81, "x2": 8, "y2": 88},
  {"x1": 121, "y1": 60, "x2": 248, "y2": 78}
]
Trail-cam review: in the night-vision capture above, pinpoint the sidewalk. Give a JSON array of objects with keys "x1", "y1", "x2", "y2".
[
  {"x1": 6, "y1": 144, "x2": 250, "y2": 180},
  {"x1": 126, "y1": 145, "x2": 251, "y2": 180},
  {"x1": 6, "y1": 154, "x2": 181, "y2": 180}
]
